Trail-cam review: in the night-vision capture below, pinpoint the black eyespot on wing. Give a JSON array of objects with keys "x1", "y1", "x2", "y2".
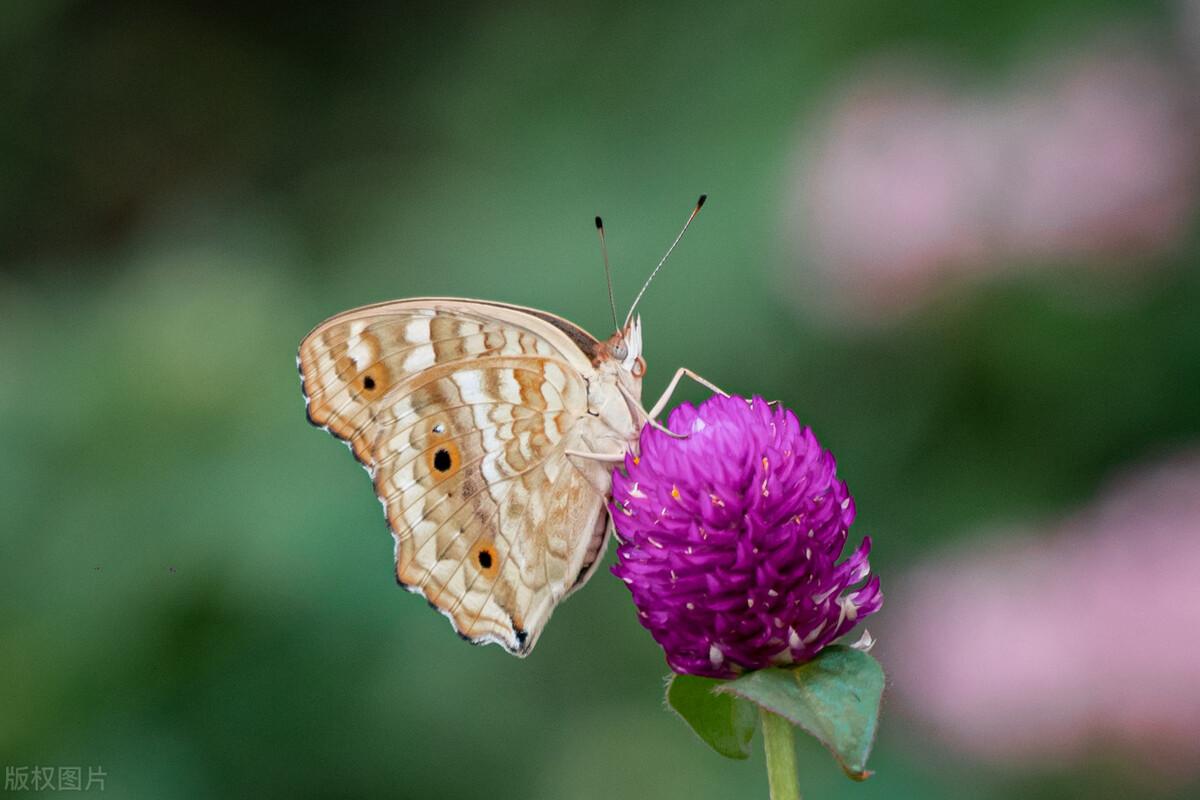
[
  {"x1": 433, "y1": 448, "x2": 452, "y2": 472},
  {"x1": 477, "y1": 549, "x2": 493, "y2": 568},
  {"x1": 363, "y1": 375, "x2": 375, "y2": 390}
]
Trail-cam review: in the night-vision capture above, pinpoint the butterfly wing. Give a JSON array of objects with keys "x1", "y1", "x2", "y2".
[{"x1": 298, "y1": 299, "x2": 619, "y2": 654}]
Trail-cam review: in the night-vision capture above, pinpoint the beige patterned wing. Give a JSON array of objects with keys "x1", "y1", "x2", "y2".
[
  {"x1": 299, "y1": 300, "x2": 593, "y2": 467},
  {"x1": 370, "y1": 362, "x2": 614, "y2": 654},
  {"x1": 299, "y1": 301, "x2": 616, "y2": 655}
]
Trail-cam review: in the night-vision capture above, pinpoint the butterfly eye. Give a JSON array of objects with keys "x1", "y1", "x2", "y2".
[{"x1": 612, "y1": 341, "x2": 628, "y2": 360}]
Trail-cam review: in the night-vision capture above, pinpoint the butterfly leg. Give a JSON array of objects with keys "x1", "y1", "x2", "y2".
[
  {"x1": 647, "y1": 367, "x2": 728, "y2": 420},
  {"x1": 616, "y1": 381, "x2": 689, "y2": 438},
  {"x1": 645, "y1": 417, "x2": 688, "y2": 439}
]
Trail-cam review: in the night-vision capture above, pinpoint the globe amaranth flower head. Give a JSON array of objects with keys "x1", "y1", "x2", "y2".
[{"x1": 611, "y1": 394, "x2": 881, "y2": 678}]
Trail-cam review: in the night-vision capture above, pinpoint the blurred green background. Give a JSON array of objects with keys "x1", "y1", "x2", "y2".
[{"x1": 4, "y1": 1, "x2": 1199, "y2": 798}]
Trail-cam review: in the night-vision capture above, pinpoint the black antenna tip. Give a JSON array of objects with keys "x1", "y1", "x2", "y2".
[
  {"x1": 697, "y1": 194, "x2": 708, "y2": 208},
  {"x1": 595, "y1": 216, "x2": 603, "y2": 229}
]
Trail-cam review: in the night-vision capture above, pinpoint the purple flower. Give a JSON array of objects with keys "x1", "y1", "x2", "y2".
[{"x1": 611, "y1": 395, "x2": 882, "y2": 678}]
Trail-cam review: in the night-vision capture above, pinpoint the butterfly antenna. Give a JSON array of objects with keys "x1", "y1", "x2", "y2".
[
  {"x1": 596, "y1": 215, "x2": 620, "y2": 335},
  {"x1": 623, "y1": 194, "x2": 707, "y2": 328}
]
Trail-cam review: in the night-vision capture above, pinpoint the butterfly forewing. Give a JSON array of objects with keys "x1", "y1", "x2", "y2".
[
  {"x1": 298, "y1": 300, "x2": 619, "y2": 654},
  {"x1": 302, "y1": 306, "x2": 563, "y2": 463}
]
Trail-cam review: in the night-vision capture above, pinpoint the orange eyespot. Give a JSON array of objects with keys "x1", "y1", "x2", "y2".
[
  {"x1": 426, "y1": 439, "x2": 462, "y2": 480},
  {"x1": 354, "y1": 362, "x2": 392, "y2": 397},
  {"x1": 632, "y1": 356, "x2": 646, "y2": 378},
  {"x1": 471, "y1": 541, "x2": 499, "y2": 577}
]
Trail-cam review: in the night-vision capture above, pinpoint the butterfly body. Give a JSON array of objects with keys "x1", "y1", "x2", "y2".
[{"x1": 298, "y1": 298, "x2": 645, "y2": 654}]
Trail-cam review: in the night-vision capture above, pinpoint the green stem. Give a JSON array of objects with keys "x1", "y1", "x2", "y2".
[{"x1": 760, "y1": 707, "x2": 801, "y2": 800}]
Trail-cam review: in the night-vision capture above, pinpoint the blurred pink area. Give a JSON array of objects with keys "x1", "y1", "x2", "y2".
[
  {"x1": 1184, "y1": 0, "x2": 1200, "y2": 74},
  {"x1": 788, "y1": 35, "x2": 1199, "y2": 322},
  {"x1": 886, "y1": 450, "x2": 1200, "y2": 771}
]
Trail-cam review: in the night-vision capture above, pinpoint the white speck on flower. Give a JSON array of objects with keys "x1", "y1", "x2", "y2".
[
  {"x1": 788, "y1": 627, "x2": 802, "y2": 649},
  {"x1": 838, "y1": 595, "x2": 859, "y2": 624},
  {"x1": 803, "y1": 620, "x2": 827, "y2": 645},
  {"x1": 850, "y1": 629, "x2": 875, "y2": 653},
  {"x1": 812, "y1": 585, "x2": 838, "y2": 605},
  {"x1": 841, "y1": 498, "x2": 851, "y2": 510},
  {"x1": 709, "y1": 644, "x2": 724, "y2": 667},
  {"x1": 628, "y1": 482, "x2": 645, "y2": 499},
  {"x1": 747, "y1": 598, "x2": 755, "y2": 608},
  {"x1": 686, "y1": 602, "x2": 695, "y2": 610}
]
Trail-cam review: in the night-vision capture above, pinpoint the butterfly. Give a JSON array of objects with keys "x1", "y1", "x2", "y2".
[{"x1": 297, "y1": 196, "x2": 720, "y2": 656}]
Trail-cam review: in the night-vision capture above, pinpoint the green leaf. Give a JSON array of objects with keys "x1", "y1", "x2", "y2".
[
  {"x1": 716, "y1": 646, "x2": 884, "y2": 780},
  {"x1": 665, "y1": 673, "x2": 757, "y2": 760}
]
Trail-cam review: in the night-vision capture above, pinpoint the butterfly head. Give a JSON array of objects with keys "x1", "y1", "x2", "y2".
[{"x1": 605, "y1": 315, "x2": 645, "y2": 379}]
